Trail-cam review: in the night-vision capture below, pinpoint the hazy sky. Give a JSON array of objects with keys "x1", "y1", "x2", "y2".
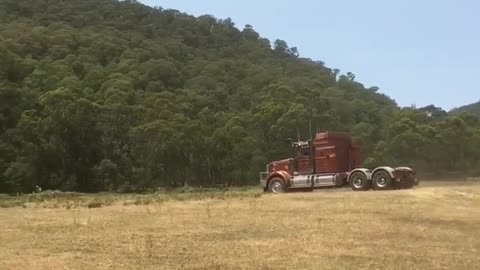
[{"x1": 140, "y1": 0, "x2": 480, "y2": 110}]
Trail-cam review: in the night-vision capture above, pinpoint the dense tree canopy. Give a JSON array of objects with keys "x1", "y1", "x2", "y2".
[{"x1": 0, "y1": 0, "x2": 479, "y2": 193}]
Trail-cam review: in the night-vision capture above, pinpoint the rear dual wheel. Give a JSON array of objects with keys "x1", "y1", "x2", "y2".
[
  {"x1": 372, "y1": 170, "x2": 393, "y2": 190},
  {"x1": 350, "y1": 170, "x2": 401, "y2": 191},
  {"x1": 350, "y1": 172, "x2": 371, "y2": 191}
]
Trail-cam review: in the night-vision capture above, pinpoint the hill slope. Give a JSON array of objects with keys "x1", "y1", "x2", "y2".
[
  {"x1": 450, "y1": 101, "x2": 480, "y2": 116},
  {"x1": 0, "y1": 0, "x2": 479, "y2": 192}
]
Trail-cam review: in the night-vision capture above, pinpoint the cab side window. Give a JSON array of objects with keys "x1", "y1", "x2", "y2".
[{"x1": 299, "y1": 147, "x2": 309, "y2": 157}]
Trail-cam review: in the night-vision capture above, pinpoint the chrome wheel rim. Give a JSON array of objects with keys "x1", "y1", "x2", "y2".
[
  {"x1": 352, "y1": 177, "x2": 364, "y2": 188},
  {"x1": 376, "y1": 177, "x2": 387, "y2": 188},
  {"x1": 271, "y1": 182, "x2": 283, "y2": 193}
]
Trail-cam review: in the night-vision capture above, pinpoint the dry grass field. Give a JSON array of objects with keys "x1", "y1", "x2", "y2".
[{"x1": 1, "y1": 181, "x2": 479, "y2": 270}]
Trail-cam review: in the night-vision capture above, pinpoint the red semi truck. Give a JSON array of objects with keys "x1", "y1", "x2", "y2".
[{"x1": 260, "y1": 131, "x2": 417, "y2": 193}]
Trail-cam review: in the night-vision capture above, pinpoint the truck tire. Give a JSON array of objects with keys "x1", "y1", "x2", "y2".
[
  {"x1": 372, "y1": 170, "x2": 393, "y2": 190},
  {"x1": 350, "y1": 172, "x2": 371, "y2": 191},
  {"x1": 268, "y1": 178, "x2": 286, "y2": 193}
]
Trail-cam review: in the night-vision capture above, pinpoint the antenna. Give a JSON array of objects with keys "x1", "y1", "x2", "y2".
[{"x1": 308, "y1": 119, "x2": 313, "y2": 141}]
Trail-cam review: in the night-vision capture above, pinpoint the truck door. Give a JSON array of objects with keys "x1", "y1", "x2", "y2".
[
  {"x1": 290, "y1": 144, "x2": 314, "y2": 188},
  {"x1": 296, "y1": 145, "x2": 312, "y2": 175}
]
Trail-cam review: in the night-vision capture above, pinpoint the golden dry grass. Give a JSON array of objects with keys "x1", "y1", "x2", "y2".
[{"x1": 1, "y1": 181, "x2": 480, "y2": 270}]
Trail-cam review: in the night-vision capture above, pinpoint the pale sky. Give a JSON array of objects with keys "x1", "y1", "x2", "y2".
[{"x1": 140, "y1": 0, "x2": 480, "y2": 110}]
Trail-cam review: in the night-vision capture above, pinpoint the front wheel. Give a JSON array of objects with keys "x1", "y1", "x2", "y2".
[
  {"x1": 350, "y1": 172, "x2": 371, "y2": 191},
  {"x1": 268, "y1": 178, "x2": 286, "y2": 193},
  {"x1": 372, "y1": 170, "x2": 393, "y2": 190}
]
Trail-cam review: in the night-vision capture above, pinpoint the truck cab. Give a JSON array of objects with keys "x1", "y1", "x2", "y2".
[{"x1": 260, "y1": 131, "x2": 417, "y2": 193}]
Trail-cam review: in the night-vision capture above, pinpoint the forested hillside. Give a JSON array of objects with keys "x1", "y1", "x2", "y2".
[
  {"x1": 450, "y1": 101, "x2": 480, "y2": 116},
  {"x1": 1, "y1": 0, "x2": 480, "y2": 193}
]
